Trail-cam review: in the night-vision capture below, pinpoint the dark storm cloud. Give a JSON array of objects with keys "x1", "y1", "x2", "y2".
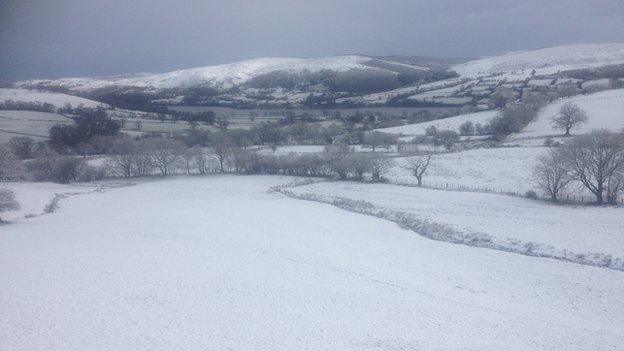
[{"x1": 1, "y1": 0, "x2": 624, "y2": 81}]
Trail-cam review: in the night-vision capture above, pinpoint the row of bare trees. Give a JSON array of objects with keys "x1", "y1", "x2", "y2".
[
  {"x1": 107, "y1": 139, "x2": 397, "y2": 182},
  {"x1": 534, "y1": 129, "x2": 624, "y2": 204}
]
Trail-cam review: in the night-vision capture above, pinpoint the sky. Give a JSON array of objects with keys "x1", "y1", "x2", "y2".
[{"x1": 1, "y1": 0, "x2": 624, "y2": 81}]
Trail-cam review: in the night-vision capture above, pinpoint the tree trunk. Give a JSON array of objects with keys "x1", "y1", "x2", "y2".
[{"x1": 595, "y1": 188, "x2": 603, "y2": 204}]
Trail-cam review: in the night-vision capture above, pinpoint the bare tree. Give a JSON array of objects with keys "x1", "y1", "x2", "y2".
[
  {"x1": 606, "y1": 171, "x2": 624, "y2": 205},
  {"x1": 213, "y1": 133, "x2": 233, "y2": 173},
  {"x1": 551, "y1": 102, "x2": 588, "y2": 136},
  {"x1": 349, "y1": 153, "x2": 372, "y2": 181},
  {"x1": 192, "y1": 147, "x2": 212, "y2": 174},
  {"x1": 142, "y1": 138, "x2": 185, "y2": 176},
  {"x1": 181, "y1": 147, "x2": 197, "y2": 175},
  {"x1": 533, "y1": 148, "x2": 572, "y2": 202},
  {"x1": 133, "y1": 139, "x2": 154, "y2": 177},
  {"x1": 324, "y1": 142, "x2": 354, "y2": 180},
  {"x1": 560, "y1": 130, "x2": 624, "y2": 204},
  {"x1": 370, "y1": 155, "x2": 394, "y2": 182},
  {"x1": 434, "y1": 130, "x2": 460, "y2": 150},
  {"x1": 458, "y1": 121, "x2": 474, "y2": 136},
  {"x1": 0, "y1": 145, "x2": 25, "y2": 181},
  {"x1": 109, "y1": 137, "x2": 137, "y2": 178},
  {"x1": 363, "y1": 132, "x2": 396, "y2": 152},
  {"x1": 0, "y1": 188, "x2": 20, "y2": 223},
  {"x1": 404, "y1": 154, "x2": 433, "y2": 186}
]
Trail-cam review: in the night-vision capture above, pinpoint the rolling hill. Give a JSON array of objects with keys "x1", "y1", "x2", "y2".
[{"x1": 10, "y1": 43, "x2": 624, "y2": 109}]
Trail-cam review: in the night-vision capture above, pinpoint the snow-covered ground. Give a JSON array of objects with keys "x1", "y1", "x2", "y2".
[
  {"x1": 287, "y1": 180, "x2": 624, "y2": 268},
  {"x1": 260, "y1": 144, "x2": 397, "y2": 155},
  {"x1": 376, "y1": 110, "x2": 498, "y2": 136},
  {"x1": 515, "y1": 89, "x2": 624, "y2": 138},
  {"x1": 0, "y1": 181, "x2": 132, "y2": 221},
  {"x1": 387, "y1": 147, "x2": 546, "y2": 194},
  {"x1": 0, "y1": 110, "x2": 73, "y2": 142},
  {"x1": 453, "y1": 43, "x2": 624, "y2": 78},
  {"x1": 0, "y1": 88, "x2": 105, "y2": 108},
  {"x1": 1, "y1": 175, "x2": 623, "y2": 350}
]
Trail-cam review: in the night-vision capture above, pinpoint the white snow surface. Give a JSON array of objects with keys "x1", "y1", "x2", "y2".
[
  {"x1": 0, "y1": 88, "x2": 105, "y2": 108},
  {"x1": 288, "y1": 181, "x2": 624, "y2": 265},
  {"x1": 376, "y1": 110, "x2": 498, "y2": 136},
  {"x1": 1, "y1": 175, "x2": 623, "y2": 350},
  {"x1": 18, "y1": 56, "x2": 424, "y2": 91},
  {"x1": 453, "y1": 43, "x2": 624, "y2": 78},
  {"x1": 516, "y1": 88, "x2": 624, "y2": 138},
  {"x1": 387, "y1": 147, "x2": 547, "y2": 194}
]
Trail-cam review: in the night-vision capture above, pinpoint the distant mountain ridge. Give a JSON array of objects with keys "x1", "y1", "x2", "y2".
[
  {"x1": 13, "y1": 43, "x2": 624, "y2": 109},
  {"x1": 17, "y1": 55, "x2": 443, "y2": 92}
]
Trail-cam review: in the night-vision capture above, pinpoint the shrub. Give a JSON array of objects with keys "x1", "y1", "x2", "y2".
[
  {"x1": 525, "y1": 190, "x2": 538, "y2": 199},
  {"x1": 77, "y1": 165, "x2": 106, "y2": 182},
  {"x1": 425, "y1": 125, "x2": 438, "y2": 137},
  {"x1": 0, "y1": 188, "x2": 20, "y2": 222},
  {"x1": 0, "y1": 145, "x2": 25, "y2": 181},
  {"x1": 434, "y1": 130, "x2": 460, "y2": 150},
  {"x1": 459, "y1": 121, "x2": 474, "y2": 136}
]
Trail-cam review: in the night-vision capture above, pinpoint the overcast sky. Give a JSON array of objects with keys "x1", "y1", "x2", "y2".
[{"x1": 1, "y1": 0, "x2": 624, "y2": 81}]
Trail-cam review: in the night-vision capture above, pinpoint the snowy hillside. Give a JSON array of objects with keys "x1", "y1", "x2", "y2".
[
  {"x1": 453, "y1": 43, "x2": 624, "y2": 78},
  {"x1": 17, "y1": 56, "x2": 428, "y2": 92},
  {"x1": 376, "y1": 110, "x2": 498, "y2": 136},
  {"x1": 0, "y1": 88, "x2": 106, "y2": 108},
  {"x1": 516, "y1": 88, "x2": 624, "y2": 138},
  {"x1": 12, "y1": 43, "x2": 624, "y2": 108}
]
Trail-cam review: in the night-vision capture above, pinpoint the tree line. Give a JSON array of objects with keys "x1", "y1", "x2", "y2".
[{"x1": 533, "y1": 129, "x2": 624, "y2": 205}]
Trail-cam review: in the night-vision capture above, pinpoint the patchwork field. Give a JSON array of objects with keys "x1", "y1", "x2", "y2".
[{"x1": 0, "y1": 110, "x2": 73, "y2": 143}]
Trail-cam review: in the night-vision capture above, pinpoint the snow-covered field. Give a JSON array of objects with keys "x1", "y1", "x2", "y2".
[
  {"x1": 387, "y1": 146, "x2": 547, "y2": 194},
  {"x1": 453, "y1": 43, "x2": 624, "y2": 78},
  {"x1": 287, "y1": 180, "x2": 624, "y2": 268},
  {"x1": 0, "y1": 88, "x2": 105, "y2": 108},
  {"x1": 260, "y1": 144, "x2": 397, "y2": 155},
  {"x1": 1, "y1": 175, "x2": 623, "y2": 350},
  {"x1": 0, "y1": 181, "x2": 133, "y2": 221},
  {"x1": 0, "y1": 110, "x2": 73, "y2": 142},
  {"x1": 516, "y1": 89, "x2": 624, "y2": 138},
  {"x1": 376, "y1": 110, "x2": 498, "y2": 136}
]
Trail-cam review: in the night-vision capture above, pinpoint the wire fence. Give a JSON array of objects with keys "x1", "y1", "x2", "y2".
[{"x1": 391, "y1": 179, "x2": 624, "y2": 206}]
